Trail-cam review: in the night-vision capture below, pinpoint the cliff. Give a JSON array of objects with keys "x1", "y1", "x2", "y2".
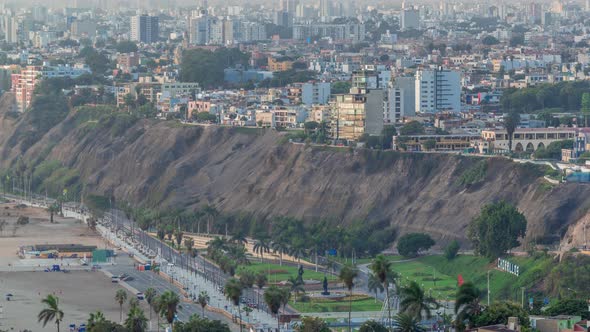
[{"x1": 1, "y1": 95, "x2": 589, "y2": 247}]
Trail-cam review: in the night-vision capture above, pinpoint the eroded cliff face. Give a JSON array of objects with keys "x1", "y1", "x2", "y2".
[{"x1": 1, "y1": 94, "x2": 589, "y2": 246}]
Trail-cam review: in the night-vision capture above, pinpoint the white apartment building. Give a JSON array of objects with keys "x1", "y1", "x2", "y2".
[
  {"x1": 384, "y1": 76, "x2": 415, "y2": 124},
  {"x1": 415, "y1": 68, "x2": 461, "y2": 113},
  {"x1": 302, "y1": 82, "x2": 331, "y2": 106}
]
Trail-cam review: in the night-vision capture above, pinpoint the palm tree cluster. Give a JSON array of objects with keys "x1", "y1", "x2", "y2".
[
  {"x1": 263, "y1": 285, "x2": 292, "y2": 331},
  {"x1": 206, "y1": 236, "x2": 250, "y2": 276}
]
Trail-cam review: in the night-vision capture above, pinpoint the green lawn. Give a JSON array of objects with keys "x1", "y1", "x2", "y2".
[
  {"x1": 331, "y1": 255, "x2": 404, "y2": 266},
  {"x1": 390, "y1": 254, "x2": 553, "y2": 302},
  {"x1": 290, "y1": 295, "x2": 382, "y2": 313},
  {"x1": 238, "y1": 261, "x2": 330, "y2": 283}
]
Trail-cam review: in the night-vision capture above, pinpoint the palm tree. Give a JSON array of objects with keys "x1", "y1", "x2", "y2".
[
  {"x1": 399, "y1": 281, "x2": 438, "y2": 320},
  {"x1": 125, "y1": 305, "x2": 148, "y2": 332},
  {"x1": 264, "y1": 285, "x2": 283, "y2": 331},
  {"x1": 271, "y1": 241, "x2": 289, "y2": 266},
  {"x1": 339, "y1": 264, "x2": 359, "y2": 332},
  {"x1": 253, "y1": 237, "x2": 270, "y2": 263},
  {"x1": 278, "y1": 287, "x2": 291, "y2": 315},
  {"x1": 207, "y1": 236, "x2": 226, "y2": 253},
  {"x1": 87, "y1": 311, "x2": 106, "y2": 330},
  {"x1": 231, "y1": 233, "x2": 248, "y2": 246},
  {"x1": 370, "y1": 254, "x2": 397, "y2": 330},
  {"x1": 197, "y1": 291, "x2": 210, "y2": 317},
  {"x1": 158, "y1": 290, "x2": 180, "y2": 330},
  {"x1": 287, "y1": 276, "x2": 305, "y2": 302},
  {"x1": 152, "y1": 296, "x2": 163, "y2": 332},
  {"x1": 184, "y1": 237, "x2": 195, "y2": 256},
  {"x1": 202, "y1": 204, "x2": 218, "y2": 234},
  {"x1": 289, "y1": 243, "x2": 307, "y2": 264},
  {"x1": 47, "y1": 204, "x2": 59, "y2": 223},
  {"x1": 144, "y1": 288, "x2": 157, "y2": 323},
  {"x1": 115, "y1": 289, "x2": 128, "y2": 322},
  {"x1": 455, "y1": 282, "x2": 482, "y2": 328},
  {"x1": 225, "y1": 278, "x2": 244, "y2": 332},
  {"x1": 368, "y1": 273, "x2": 384, "y2": 303},
  {"x1": 175, "y1": 230, "x2": 184, "y2": 249},
  {"x1": 38, "y1": 294, "x2": 64, "y2": 332},
  {"x1": 255, "y1": 272, "x2": 267, "y2": 309},
  {"x1": 395, "y1": 312, "x2": 425, "y2": 332}
]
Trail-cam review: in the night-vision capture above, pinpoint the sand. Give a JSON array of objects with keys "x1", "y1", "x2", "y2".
[
  {"x1": 0, "y1": 270, "x2": 151, "y2": 331},
  {"x1": 0, "y1": 202, "x2": 106, "y2": 266}
]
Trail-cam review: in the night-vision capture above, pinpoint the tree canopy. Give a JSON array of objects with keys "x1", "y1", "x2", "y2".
[
  {"x1": 468, "y1": 201, "x2": 527, "y2": 259},
  {"x1": 397, "y1": 233, "x2": 435, "y2": 258},
  {"x1": 533, "y1": 140, "x2": 573, "y2": 159},
  {"x1": 180, "y1": 48, "x2": 250, "y2": 88},
  {"x1": 399, "y1": 121, "x2": 425, "y2": 135}
]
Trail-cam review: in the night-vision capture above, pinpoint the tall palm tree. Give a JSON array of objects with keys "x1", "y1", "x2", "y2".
[
  {"x1": 224, "y1": 278, "x2": 244, "y2": 332},
  {"x1": 125, "y1": 305, "x2": 148, "y2": 332},
  {"x1": 287, "y1": 276, "x2": 305, "y2": 302},
  {"x1": 370, "y1": 254, "x2": 397, "y2": 330},
  {"x1": 395, "y1": 312, "x2": 426, "y2": 332},
  {"x1": 271, "y1": 241, "x2": 289, "y2": 266},
  {"x1": 202, "y1": 204, "x2": 218, "y2": 234},
  {"x1": 368, "y1": 272, "x2": 384, "y2": 303},
  {"x1": 207, "y1": 236, "x2": 226, "y2": 253},
  {"x1": 87, "y1": 311, "x2": 105, "y2": 330},
  {"x1": 455, "y1": 282, "x2": 482, "y2": 328},
  {"x1": 47, "y1": 204, "x2": 59, "y2": 223},
  {"x1": 399, "y1": 281, "x2": 438, "y2": 320},
  {"x1": 264, "y1": 285, "x2": 283, "y2": 332},
  {"x1": 255, "y1": 272, "x2": 267, "y2": 309},
  {"x1": 38, "y1": 294, "x2": 64, "y2": 332},
  {"x1": 115, "y1": 289, "x2": 128, "y2": 322},
  {"x1": 339, "y1": 264, "x2": 359, "y2": 332},
  {"x1": 144, "y1": 288, "x2": 157, "y2": 323},
  {"x1": 158, "y1": 290, "x2": 180, "y2": 330},
  {"x1": 278, "y1": 287, "x2": 291, "y2": 315},
  {"x1": 289, "y1": 243, "x2": 307, "y2": 264},
  {"x1": 197, "y1": 291, "x2": 210, "y2": 317},
  {"x1": 152, "y1": 296, "x2": 163, "y2": 332},
  {"x1": 184, "y1": 237, "x2": 195, "y2": 256},
  {"x1": 253, "y1": 238, "x2": 270, "y2": 263},
  {"x1": 231, "y1": 233, "x2": 248, "y2": 246}
]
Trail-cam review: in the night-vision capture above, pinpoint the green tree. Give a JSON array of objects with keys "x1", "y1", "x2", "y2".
[
  {"x1": 47, "y1": 204, "x2": 59, "y2": 223},
  {"x1": 400, "y1": 121, "x2": 425, "y2": 135},
  {"x1": 370, "y1": 255, "x2": 397, "y2": 329},
  {"x1": 399, "y1": 281, "x2": 438, "y2": 320},
  {"x1": 115, "y1": 289, "x2": 128, "y2": 322},
  {"x1": 504, "y1": 112, "x2": 520, "y2": 152},
  {"x1": 331, "y1": 81, "x2": 352, "y2": 94},
  {"x1": 395, "y1": 313, "x2": 425, "y2": 332},
  {"x1": 38, "y1": 295, "x2": 64, "y2": 332},
  {"x1": 534, "y1": 140, "x2": 574, "y2": 159},
  {"x1": 444, "y1": 240, "x2": 460, "y2": 260},
  {"x1": 87, "y1": 311, "x2": 106, "y2": 330},
  {"x1": 382, "y1": 125, "x2": 397, "y2": 149},
  {"x1": 264, "y1": 285, "x2": 283, "y2": 331},
  {"x1": 115, "y1": 41, "x2": 138, "y2": 53},
  {"x1": 144, "y1": 288, "x2": 157, "y2": 323},
  {"x1": 224, "y1": 278, "x2": 244, "y2": 332},
  {"x1": 197, "y1": 291, "x2": 210, "y2": 317},
  {"x1": 173, "y1": 314, "x2": 231, "y2": 332},
  {"x1": 455, "y1": 282, "x2": 482, "y2": 328},
  {"x1": 582, "y1": 93, "x2": 590, "y2": 127},
  {"x1": 296, "y1": 316, "x2": 331, "y2": 332},
  {"x1": 125, "y1": 305, "x2": 148, "y2": 332},
  {"x1": 467, "y1": 201, "x2": 527, "y2": 259},
  {"x1": 482, "y1": 36, "x2": 499, "y2": 45},
  {"x1": 359, "y1": 320, "x2": 388, "y2": 332},
  {"x1": 422, "y1": 139, "x2": 436, "y2": 151},
  {"x1": 397, "y1": 233, "x2": 435, "y2": 258},
  {"x1": 368, "y1": 272, "x2": 384, "y2": 301},
  {"x1": 239, "y1": 270, "x2": 256, "y2": 289},
  {"x1": 544, "y1": 299, "x2": 590, "y2": 319},
  {"x1": 474, "y1": 302, "x2": 529, "y2": 328},
  {"x1": 253, "y1": 237, "x2": 270, "y2": 263},
  {"x1": 339, "y1": 264, "x2": 359, "y2": 332},
  {"x1": 255, "y1": 272, "x2": 267, "y2": 308},
  {"x1": 158, "y1": 290, "x2": 180, "y2": 330}
]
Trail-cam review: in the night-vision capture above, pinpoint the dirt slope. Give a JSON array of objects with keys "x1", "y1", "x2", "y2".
[{"x1": 1, "y1": 94, "x2": 589, "y2": 246}]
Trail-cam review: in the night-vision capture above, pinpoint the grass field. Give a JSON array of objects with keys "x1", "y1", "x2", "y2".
[
  {"x1": 238, "y1": 261, "x2": 330, "y2": 283},
  {"x1": 290, "y1": 295, "x2": 382, "y2": 313},
  {"x1": 390, "y1": 254, "x2": 553, "y2": 302}
]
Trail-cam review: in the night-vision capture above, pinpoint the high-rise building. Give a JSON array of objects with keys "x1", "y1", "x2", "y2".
[
  {"x1": 320, "y1": 0, "x2": 332, "y2": 19},
  {"x1": 302, "y1": 82, "x2": 331, "y2": 106},
  {"x1": 384, "y1": 76, "x2": 415, "y2": 124},
  {"x1": 331, "y1": 87, "x2": 384, "y2": 141},
  {"x1": 130, "y1": 15, "x2": 159, "y2": 43},
  {"x1": 280, "y1": 0, "x2": 298, "y2": 14},
  {"x1": 415, "y1": 68, "x2": 461, "y2": 113},
  {"x1": 4, "y1": 16, "x2": 18, "y2": 44},
  {"x1": 401, "y1": 9, "x2": 420, "y2": 30},
  {"x1": 71, "y1": 20, "x2": 97, "y2": 39}
]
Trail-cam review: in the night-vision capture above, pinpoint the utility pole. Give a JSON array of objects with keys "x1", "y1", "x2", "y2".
[{"x1": 487, "y1": 270, "x2": 491, "y2": 306}]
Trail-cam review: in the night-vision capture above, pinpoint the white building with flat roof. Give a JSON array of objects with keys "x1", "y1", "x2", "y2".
[{"x1": 415, "y1": 68, "x2": 461, "y2": 113}]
